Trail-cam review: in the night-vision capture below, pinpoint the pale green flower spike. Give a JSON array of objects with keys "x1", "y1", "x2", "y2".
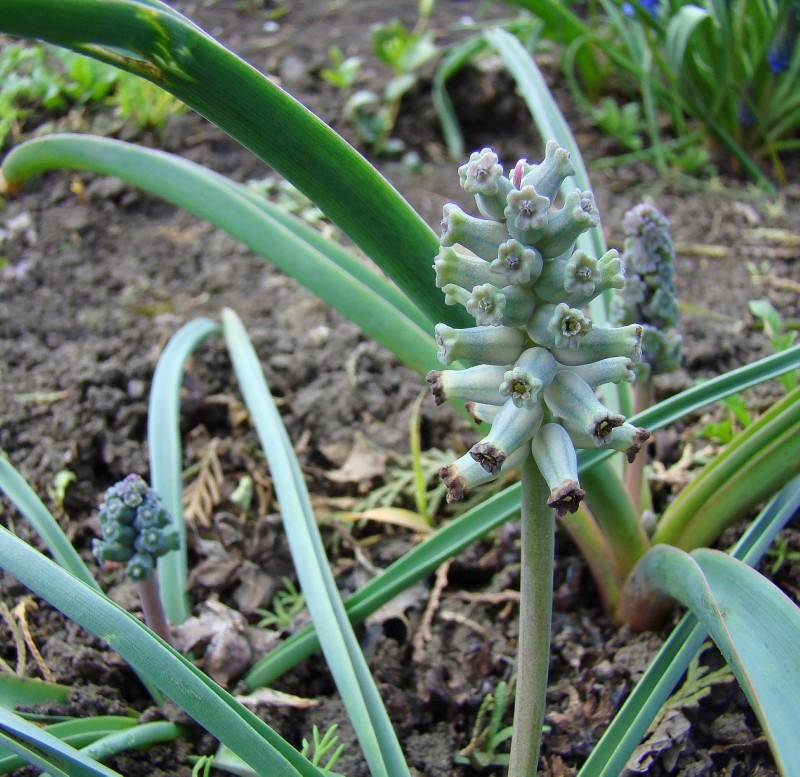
[
  {"x1": 611, "y1": 203, "x2": 682, "y2": 381},
  {"x1": 427, "y1": 145, "x2": 650, "y2": 512}
]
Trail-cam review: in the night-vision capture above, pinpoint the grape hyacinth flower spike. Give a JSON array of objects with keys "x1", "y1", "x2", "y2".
[
  {"x1": 428, "y1": 143, "x2": 650, "y2": 776},
  {"x1": 428, "y1": 142, "x2": 649, "y2": 516},
  {"x1": 93, "y1": 474, "x2": 178, "y2": 642}
]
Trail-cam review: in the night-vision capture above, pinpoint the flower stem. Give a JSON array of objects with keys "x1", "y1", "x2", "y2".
[
  {"x1": 137, "y1": 573, "x2": 173, "y2": 645},
  {"x1": 508, "y1": 455, "x2": 555, "y2": 777}
]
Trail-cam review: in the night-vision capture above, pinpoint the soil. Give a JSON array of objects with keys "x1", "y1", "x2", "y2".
[{"x1": 1, "y1": 1, "x2": 800, "y2": 776}]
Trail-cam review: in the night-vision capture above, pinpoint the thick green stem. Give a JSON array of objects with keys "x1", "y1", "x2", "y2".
[{"x1": 508, "y1": 456, "x2": 555, "y2": 777}]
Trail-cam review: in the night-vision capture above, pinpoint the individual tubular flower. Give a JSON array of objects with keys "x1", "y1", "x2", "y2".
[
  {"x1": 550, "y1": 323, "x2": 642, "y2": 366},
  {"x1": 536, "y1": 190, "x2": 600, "y2": 260},
  {"x1": 433, "y1": 246, "x2": 496, "y2": 290},
  {"x1": 426, "y1": 363, "x2": 509, "y2": 406},
  {"x1": 441, "y1": 203, "x2": 508, "y2": 258},
  {"x1": 490, "y1": 239, "x2": 543, "y2": 286},
  {"x1": 458, "y1": 147, "x2": 513, "y2": 221},
  {"x1": 520, "y1": 140, "x2": 576, "y2": 203},
  {"x1": 610, "y1": 203, "x2": 681, "y2": 380},
  {"x1": 444, "y1": 283, "x2": 537, "y2": 328},
  {"x1": 93, "y1": 474, "x2": 178, "y2": 582},
  {"x1": 435, "y1": 323, "x2": 526, "y2": 366},
  {"x1": 543, "y1": 370, "x2": 625, "y2": 448},
  {"x1": 531, "y1": 423, "x2": 585, "y2": 517},
  {"x1": 504, "y1": 185, "x2": 550, "y2": 243},
  {"x1": 527, "y1": 302, "x2": 592, "y2": 350},
  {"x1": 470, "y1": 400, "x2": 545, "y2": 475},
  {"x1": 559, "y1": 357, "x2": 636, "y2": 389},
  {"x1": 439, "y1": 445, "x2": 528, "y2": 504},
  {"x1": 499, "y1": 347, "x2": 557, "y2": 408},
  {"x1": 428, "y1": 144, "x2": 650, "y2": 504}
]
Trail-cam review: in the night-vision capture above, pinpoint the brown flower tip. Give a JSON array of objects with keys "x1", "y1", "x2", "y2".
[
  {"x1": 425, "y1": 370, "x2": 446, "y2": 406},
  {"x1": 594, "y1": 413, "x2": 625, "y2": 443},
  {"x1": 547, "y1": 479, "x2": 586, "y2": 518},
  {"x1": 469, "y1": 442, "x2": 506, "y2": 475},
  {"x1": 439, "y1": 464, "x2": 467, "y2": 503},
  {"x1": 625, "y1": 427, "x2": 651, "y2": 463}
]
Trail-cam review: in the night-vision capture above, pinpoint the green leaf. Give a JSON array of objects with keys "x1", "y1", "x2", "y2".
[
  {"x1": 0, "y1": 717, "x2": 139, "y2": 774},
  {"x1": 0, "y1": 456, "x2": 99, "y2": 590},
  {"x1": 665, "y1": 6, "x2": 713, "y2": 83},
  {"x1": 0, "y1": 0, "x2": 469, "y2": 330},
  {"x1": 245, "y1": 344, "x2": 800, "y2": 688},
  {"x1": 580, "y1": 476, "x2": 800, "y2": 776},
  {"x1": 148, "y1": 317, "x2": 221, "y2": 624},
  {"x1": 0, "y1": 706, "x2": 120, "y2": 776},
  {"x1": 0, "y1": 675, "x2": 70, "y2": 711},
  {"x1": 641, "y1": 544, "x2": 800, "y2": 773},
  {"x1": 0, "y1": 527, "x2": 326, "y2": 777},
  {"x1": 1, "y1": 135, "x2": 438, "y2": 374},
  {"x1": 221, "y1": 309, "x2": 409, "y2": 777}
]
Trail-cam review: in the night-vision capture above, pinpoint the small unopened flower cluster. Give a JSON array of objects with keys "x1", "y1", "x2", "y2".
[
  {"x1": 610, "y1": 203, "x2": 681, "y2": 381},
  {"x1": 93, "y1": 474, "x2": 178, "y2": 582},
  {"x1": 427, "y1": 143, "x2": 649, "y2": 516}
]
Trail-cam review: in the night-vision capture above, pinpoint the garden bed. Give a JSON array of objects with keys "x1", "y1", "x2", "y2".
[{"x1": 1, "y1": 1, "x2": 799, "y2": 775}]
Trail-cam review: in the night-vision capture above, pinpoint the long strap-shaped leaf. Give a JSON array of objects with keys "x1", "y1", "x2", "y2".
[
  {"x1": 0, "y1": 526, "x2": 326, "y2": 777},
  {"x1": 148, "y1": 317, "x2": 221, "y2": 623},
  {"x1": 634, "y1": 543, "x2": 800, "y2": 773},
  {"x1": 1, "y1": 134, "x2": 433, "y2": 338},
  {"x1": 1, "y1": 135, "x2": 439, "y2": 376},
  {"x1": 221, "y1": 308, "x2": 410, "y2": 777},
  {"x1": 0, "y1": 457, "x2": 99, "y2": 590},
  {"x1": 579, "y1": 477, "x2": 800, "y2": 775},
  {"x1": 0, "y1": 0, "x2": 470, "y2": 330},
  {"x1": 0, "y1": 705, "x2": 121, "y2": 777},
  {"x1": 244, "y1": 343, "x2": 800, "y2": 688}
]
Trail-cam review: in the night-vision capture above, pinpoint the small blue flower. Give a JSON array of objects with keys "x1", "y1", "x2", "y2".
[
  {"x1": 623, "y1": 0, "x2": 659, "y2": 18},
  {"x1": 768, "y1": 43, "x2": 792, "y2": 74}
]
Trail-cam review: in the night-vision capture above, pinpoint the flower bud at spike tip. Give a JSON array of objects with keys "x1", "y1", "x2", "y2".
[
  {"x1": 520, "y1": 141, "x2": 575, "y2": 203},
  {"x1": 458, "y1": 148, "x2": 514, "y2": 221},
  {"x1": 531, "y1": 424, "x2": 585, "y2": 517},
  {"x1": 536, "y1": 190, "x2": 600, "y2": 260},
  {"x1": 92, "y1": 474, "x2": 178, "y2": 583}
]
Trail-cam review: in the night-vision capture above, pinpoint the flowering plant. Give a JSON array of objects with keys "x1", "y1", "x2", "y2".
[
  {"x1": 1, "y1": 2, "x2": 800, "y2": 776},
  {"x1": 508, "y1": 0, "x2": 800, "y2": 185}
]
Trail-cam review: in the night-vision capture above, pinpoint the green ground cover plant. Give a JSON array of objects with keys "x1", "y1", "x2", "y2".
[
  {"x1": 507, "y1": 0, "x2": 800, "y2": 186},
  {"x1": 1, "y1": 1, "x2": 799, "y2": 775}
]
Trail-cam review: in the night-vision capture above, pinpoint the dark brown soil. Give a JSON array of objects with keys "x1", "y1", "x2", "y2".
[{"x1": 1, "y1": 1, "x2": 799, "y2": 776}]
